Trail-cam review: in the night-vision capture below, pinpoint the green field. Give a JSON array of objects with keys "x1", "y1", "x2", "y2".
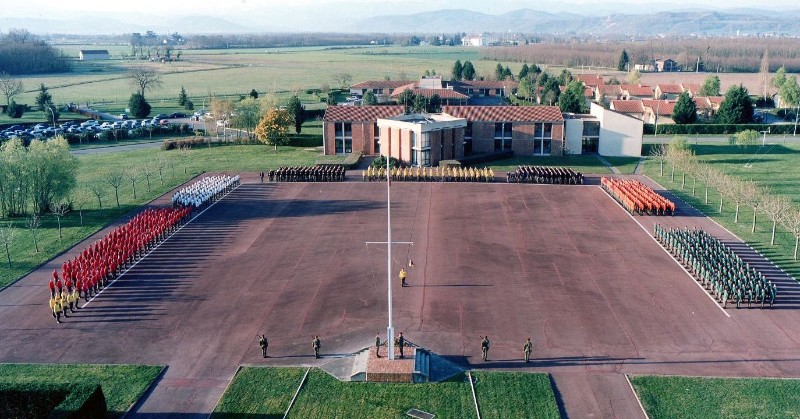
[
  {"x1": 630, "y1": 375, "x2": 800, "y2": 419},
  {"x1": 642, "y1": 142, "x2": 800, "y2": 278},
  {"x1": 212, "y1": 368, "x2": 559, "y2": 419},
  {"x1": 0, "y1": 363, "x2": 163, "y2": 417}
]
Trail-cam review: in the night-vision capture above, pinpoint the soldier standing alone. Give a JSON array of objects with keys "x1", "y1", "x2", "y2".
[
  {"x1": 375, "y1": 333, "x2": 382, "y2": 358},
  {"x1": 399, "y1": 268, "x2": 408, "y2": 287},
  {"x1": 523, "y1": 338, "x2": 533, "y2": 363},
  {"x1": 481, "y1": 336, "x2": 490, "y2": 361},
  {"x1": 259, "y1": 335, "x2": 269, "y2": 358},
  {"x1": 397, "y1": 332, "x2": 405, "y2": 358},
  {"x1": 312, "y1": 335, "x2": 321, "y2": 359}
]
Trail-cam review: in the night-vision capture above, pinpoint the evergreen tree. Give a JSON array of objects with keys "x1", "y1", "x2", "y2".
[
  {"x1": 363, "y1": 90, "x2": 377, "y2": 105},
  {"x1": 177, "y1": 86, "x2": 188, "y2": 106},
  {"x1": 558, "y1": 80, "x2": 587, "y2": 113},
  {"x1": 543, "y1": 78, "x2": 561, "y2": 105},
  {"x1": 250, "y1": 89, "x2": 259, "y2": 99},
  {"x1": 495, "y1": 63, "x2": 505, "y2": 81},
  {"x1": 716, "y1": 84, "x2": 754, "y2": 124},
  {"x1": 672, "y1": 92, "x2": 698, "y2": 124},
  {"x1": 34, "y1": 83, "x2": 52, "y2": 112},
  {"x1": 557, "y1": 69, "x2": 572, "y2": 86},
  {"x1": 518, "y1": 63, "x2": 530, "y2": 81},
  {"x1": 517, "y1": 77, "x2": 534, "y2": 101},
  {"x1": 503, "y1": 66, "x2": 513, "y2": 81},
  {"x1": 427, "y1": 94, "x2": 442, "y2": 113},
  {"x1": 699, "y1": 75, "x2": 721, "y2": 97},
  {"x1": 452, "y1": 60, "x2": 463, "y2": 81},
  {"x1": 618, "y1": 50, "x2": 630, "y2": 71},
  {"x1": 287, "y1": 95, "x2": 304, "y2": 134},
  {"x1": 462, "y1": 61, "x2": 476, "y2": 81},
  {"x1": 128, "y1": 93, "x2": 151, "y2": 118}
]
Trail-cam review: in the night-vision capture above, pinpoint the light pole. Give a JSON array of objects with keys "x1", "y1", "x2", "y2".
[
  {"x1": 760, "y1": 128, "x2": 770, "y2": 146},
  {"x1": 47, "y1": 106, "x2": 56, "y2": 129}
]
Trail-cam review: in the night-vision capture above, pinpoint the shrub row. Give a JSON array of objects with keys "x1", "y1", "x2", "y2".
[
  {"x1": 161, "y1": 137, "x2": 210, "y2": 150},
  {"x1": 287, "y1": 134, "x2": 322, "y2": 148},
  {"x1": 0, "y1": 382, "x2": 107, "y2": 418},
  {"x1": 458, "y1": 151, "x2": 514, "y2": 166},
  {"x1": 645, "y1": 124, "x2": 797, "y2": 135}
]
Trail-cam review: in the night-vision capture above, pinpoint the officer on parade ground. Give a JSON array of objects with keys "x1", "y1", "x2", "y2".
[
  {"x1": 375, "y1": 333, "x2": 382, "y2": 358},
  {"x1": 259, "y1": 334, "x2": 269, "y2": 358},
  {"x1": 312, "y1": 335, "x2": 321, "y2": 359},
  {"x1": 396, "y1": 332, "x2": 405, "y2": 358},
  {"x1": 481, "y1": 336, "x2": 490, "y2": 361},
  {"x1": 399, "y1": 267, "x2": 408, "y2": 287},
  {"x1": 523, "y1": 338, "x2": 533, "y2": 363}
]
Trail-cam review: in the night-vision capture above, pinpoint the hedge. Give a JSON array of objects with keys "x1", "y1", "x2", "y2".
[
  {"x1": 161, "y1": 137, "x2": 211, "y2": 150},
  {"x1": 458, "y1": 151, "x2": 514, "y2": 166},
  {"x1": 644, "y1": 123, "x2": 797, "y2": 135},
  {"x1": 0, "y1": 382, "x2": 107, "y2": 418}
]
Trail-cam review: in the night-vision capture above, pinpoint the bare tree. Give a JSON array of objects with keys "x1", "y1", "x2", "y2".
[
  {"x1": 72, "y1": 188, "x2": 90, "y2": 226},
  {"x1": 179, "y1": 145, "x2": 192, "y2": 174},
  {"x1": 0, "y1": 73, "x2": 24, "y2": 108},
  {"x1": 156, "y1": 156, "x2": 168, "y2": 186},
  {"x1": 27, "y1": 214, "x2": 42, "y2": 253},
  {"x1": 128, "y1": 65, "x2": 163, "y2": 99},
  {"x1": 782, "y1": 208, "x2": 800, "y2": 260},
  {"x1": 762, "y1": 195, "x2": 792, "y2": 245},
  {"x1": 740, "y1": 181, "x2": 763, "y2": 233},
  {"x1": 718, "y1": 175, "x2": 745, "y2": 222},
  {"x1": 105, "y1": 170, "x2": 124, "y2": 208},
  {"x1": 142, "y1": 161, "x2": 154, "y2": 193},
  {"x1": 694, "y1": 164, "x2": 718, "y2": 205},
  {"x1": 331, "y1": 73, "x2": 353, "y2": 90},
  {"x1": 0, "y1": 221, "x2": 14, "y2": 269},
  {"x1": 49, "y1": 201, "x2": 69, "y2": 240},
  {"x1": 88, "y1": 183, "x2": 106, "y2": 209},
  {"x1": 649, "y1": 143, "x2": 668, "y2": 177},
  {"x1": 125, "y1": 166, "x2": 141, "y2": 200}
]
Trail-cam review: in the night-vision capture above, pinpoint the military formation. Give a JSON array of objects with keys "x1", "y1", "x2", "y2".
[
  {"x1": 47, "y1": 206, "x2": 192, "y2": 323},
  {"x1": 363, "y1": 165, "x2": 494, "y2": 182},
  {"x1": 268, "y1": 166, "x2": 345, "y2": 182},
  {"x1": 172, "y1": 174, "x2": 240, "y2": 208},
  {"x1": 654, "y1": 224, "x2": 777, "y2": 309},
  {"x1": 506, "y1": 166, "x2": 583, "y2": 184},
  {"x1": 602, "y1": 177, "x2": 675, "y2": 215}
]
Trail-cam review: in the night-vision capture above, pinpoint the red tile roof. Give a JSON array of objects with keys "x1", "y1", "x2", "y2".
[
  {"x1": 693, "y1": 96, "x2": 712, "y2": 110},
  {"x1": 707, "y1": 96, "x2": 725, "y2": 106},
  {"x1": 643, "y1": 100, "x2": 676, "y2": 116},
  {"x1": 390, "y1": 88, "x2": 469, "y2": 100},
  {"x1": 442, "y1": 106, "x2": 563, "y2": 122},
  {"x1": 621, "y1": 84, "x2": 654, "y2": 97},
  {"x1": 576, "y1": 74, "x2": 604, "y2": 87},
  {"x1": 459, "y1": 80, "x2": 519, "y2": 89},
  {"x1": 323, "y1": 105, "x2": 405, "y2": 122},
  {"x1": 390, "y1": 83, "x2": 418, "y2": 96},
  {"x1": 656, "y1": 84, "x2": 683, "y2": 94},
  {"x1": 601, "y1": 85, "x2": 624, "y2": 96},
  {"x1": 351, "y1": 80, "x2": 414, "y2": 90},
  {"x1": 610, "y1": 100, "x2": 645, "y2": 114},
  {"x1": 682, "y1": 83, "x2": 701, "y2": 94}
]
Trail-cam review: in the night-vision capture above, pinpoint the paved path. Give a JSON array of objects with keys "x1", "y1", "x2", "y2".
[
  {"x1": 70, "y1": 141, "x2": 162, "y2": 155},
  {"x1": 2, "y1": 175, "x2": 800, "y2": 418}
]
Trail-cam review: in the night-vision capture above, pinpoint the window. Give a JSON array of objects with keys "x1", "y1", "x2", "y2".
[
  {"x1": 533, "y1": 123, "x2": 553, "y2": 155},
  {"x1": 335, "y1": 122, "x2": 352, "y2": 154},
  {"x1": 411, "y1": 130, "x2": 431, "y2": 167},
  {"x1": 494, "y1": 122, "x2": 512, "y2": 152},
  {"x1": 464, "y1": 123, "x2": 473, "y2": 155},
  {"x1": 374, "y1": 123, "x2": 380, "y2": 154},
  {"x1": 581, "y1": 121, "x2": 600, "y2": 153}
]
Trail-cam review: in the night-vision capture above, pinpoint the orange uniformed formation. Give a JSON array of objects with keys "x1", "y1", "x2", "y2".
[
  {"x1": 47, "y1": 206, "x2": 192, "y2": 323},
  {"x1": 601, "y1": 177, "x2": 675, "y2": 215}
]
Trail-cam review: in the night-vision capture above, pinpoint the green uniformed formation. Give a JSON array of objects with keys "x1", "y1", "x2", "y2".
[
  {"x1": 506, "y1": 166, "x2": 583, "y2": 184},
  {"x1": 363, "y1": 166, "x2": 494, "y2": 182},
  {"x1": 269, "y1": 166, "x2": 345, "y2": 182},
  {"x1": 654, "y1": 224, "x2": 777, "y2": 309}
]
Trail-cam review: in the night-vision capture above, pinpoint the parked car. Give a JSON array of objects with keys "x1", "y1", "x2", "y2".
[
  {"x1": 159, "y1": 119, "x2": 170, "y2": 126},
  {"x1": 153, "y1": 114, "x2": 169, "y2": 120},
  {"x1": 169, "y1": 112, "x2": 187, "y2": 119}
]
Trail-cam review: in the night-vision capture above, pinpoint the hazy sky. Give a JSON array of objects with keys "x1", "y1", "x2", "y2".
[{"x1": 5, "y1": 0, "x2": 800, "y2": 18}]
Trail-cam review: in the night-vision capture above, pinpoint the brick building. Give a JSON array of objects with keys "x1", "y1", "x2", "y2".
[{"x1": 322, "y1": 106, "x2": 405, "y2": 155}]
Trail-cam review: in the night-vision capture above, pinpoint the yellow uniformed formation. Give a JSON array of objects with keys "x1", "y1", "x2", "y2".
[{"x1": 363, "y1": 166, "x2": 494, "y2": 182}]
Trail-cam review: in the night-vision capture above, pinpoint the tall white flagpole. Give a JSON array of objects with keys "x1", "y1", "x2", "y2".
[{"x1": 386, "y1": 134, "x2": 395, "y2": 360}]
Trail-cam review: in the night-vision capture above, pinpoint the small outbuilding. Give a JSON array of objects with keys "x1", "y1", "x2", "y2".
[{"x1": 79, "y1": 50, "x2": 110, "y2": 61}]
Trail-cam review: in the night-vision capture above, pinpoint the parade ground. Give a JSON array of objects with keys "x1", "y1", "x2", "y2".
[{"x1": 2, "y1": 174, "x2": 800, "y2": 417}]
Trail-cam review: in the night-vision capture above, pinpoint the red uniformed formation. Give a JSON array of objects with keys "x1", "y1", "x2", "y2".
[
  {"x1": 47, "y1": 206, "x2": 192, "y2": 308},
  {"x1": 601, "y1": 177, "x2": 675, "y2": 215}
]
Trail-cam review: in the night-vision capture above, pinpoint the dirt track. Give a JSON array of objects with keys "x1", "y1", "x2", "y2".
[{"x1": 1, "y1": 175, "x2": 799, "y2": 418}]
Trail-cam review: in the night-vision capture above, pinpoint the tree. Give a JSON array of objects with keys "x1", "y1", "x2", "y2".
[
  {"x1": 287, "y1": 96, "x2": 304, "y2": 134},
  {"x1": 760, "y1": 49, "x2": 770, "y2": 102},
  {"x1": 517, "y1": 77, "x2": 534, "y2": 102},
  {"x1": 363, "y1": 90, "x2": 377, "y2": 105},
  {"x1": 332, "y1": 73, "x2": 353, "y2": 90},
  {"x1": 782, "y1": 208, "x2": 800, "y2": 260},
  {"x1": 71, "y1": 188, "x2": 90, "y2": 226},
  {"x1": 495, "y1": 63, "x2": 505, "y2": 81},
  {"x1": 557, "y1": 69, "x2": 572, "y2": 86},
  {"x1": 34, "y1": 83, "x2": 52, "y2": 112},
  {"x1": 518, "y1": 63, "x2": 530, "y2": 81},
  {"x1": 141, "y1": 161, "x2": 153, "y2": 193},
  {"x1": 734, "y1": 129, "x2": 759, "y2": 149},
  {"x1": 558, "y1": 80, "x2": 587, "y2": 113},
  {"x1": 249, "y1": 89, "x2": 259, "y2": 99},
  {"x1": 762, "y1": 195, "x2": 792, "y2": 245},
  {"x1": 178, "y1": 86, "x2": 188, "y2": 107},
  {"x1": 0, "y1": 73, "x2": 23, "y2": 108},
  {"x1": 771, "y1": 66, "x2": 787, "y2": 89},
  {"x1": 618, "y1": 50, "x2": 629, "y2": 71},
  {"x1": 412, "y1": 94, "x2": 426, "y2": 113},
  {"x1": 672, "y1": 92, "x2": 697, "y2": 124},
  {"x1": 88, "y1": 183, "x2": 106, "y2": 209},
  {"x1": 778, "y1": 76, "x2": 800, "y2": 109},
  {"x1": 740, "y1": 181, "x2": 763, "y2": 233},
  {"x1": 254, "y1": 108, "x2": 293, "y2": 150},
  {"x1": 699, "y1": 75, "x2": 721, "y2": 97},
  {"x1": 232, "y1": 98, "x2": 262, "y2": 142},
  {"x1": 129, "y1": 93, "x2": 151, "y2": 118},
  {"x1": 50, "y1": 201, "x2": 69, "y2": 240},
  {"x1": 125, "y1": 166, "x2": 140, "y2": 200},
  {"x1": 26, "y1": 137, "x2": 77, "y2": 215},
  {"x1": 27, "y1": 214, "x2": 41, "y2": 253},
  {"x1": 542, "y1": 78, "x2": 561, "y2": 105},
  {"x1": 462, "y1": 61, "x2": 476, "y2": 81},
  {"x1": 716, "y1": 84, "x2": 753, "y2": 124},
  {"x1": 105, "y1": 170, "x2": 124, "y2": 207},
  {"x1": 626, "y1": 69, "x2": 642, "y2": 85},
  {"x1": 452, "y1": 60, "x2": 463, "y2": 81},
  {"x1": 427, "y1": 94, "x2": 442, "y2": 113},
  {"x1": 397, "y1": 89, "x2": 415, "y2": 110},
  {"x1": 128, "y1": 66, "x2": 163, "y2": 99},
  {"x1": 649, "y1": 143, "x2": 668, "y2": 177},
  {"x1": 0, "y1": 221, "x2": 13, "y2": 269}
]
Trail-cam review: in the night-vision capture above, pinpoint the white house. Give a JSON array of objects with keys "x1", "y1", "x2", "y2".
[{"x1": 78, "y1": 50, "x2": 110, "y2": 60}]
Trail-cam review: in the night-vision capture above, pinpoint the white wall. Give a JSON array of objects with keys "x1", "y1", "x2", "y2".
[
  {"x1": 591, "y1": 103, "x2": 643, "y2": 157},
  {"x1": 564, "y1": 118, "x2": 583, "y2": 155}
]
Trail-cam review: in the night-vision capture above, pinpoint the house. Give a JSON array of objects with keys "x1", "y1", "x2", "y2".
[
  {"x1": 350, "y1": 80, "x2": 414, "y2": 103},
  {"x1": 654, "y1": 58, "x2": 679, "y2": 72},
  {"x1": 597, "y1": 84, "x2": 624, "y2": 101},
  {"x1": 564, "y1": 103, "x2": 643, "y2": 157},
  {"x1": 655, "y1": 84, "x2": 683, "y2": 100},
  {"x1": 390, "y1": 77, "x2": 470, "y2": 106},
  {"x1": 610, "y1": 100, "x2": 646, "y2": 121},
  {"x1": 634, "y1": 63, "x2": 656, "y2": 72},
  {"x1": 681, "y1": 83, "x2": 702, "y2": 96},
  {"x1": 461, "y1": 35, "x2": 485, "y2": 47},
  {"x1": 78, "y1": 50, "x2": 110, "y2": 60},
  {"x1": 576, "y1": 75, "x2": 604, "y2": 89},
  {"x1": 620, "y1": 84, "x2": 655, "y2": 100},
  {"x1": 642, "y1": 100, "x2": 676, "y2": 124},
  {"x1": 350, "y1": 76, "x2": 518, "y2": 105}
]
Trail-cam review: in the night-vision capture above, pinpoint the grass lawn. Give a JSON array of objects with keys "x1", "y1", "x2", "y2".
[
  {"x1": 212, "y1": 367, "x2": 559, "y2": 419},
  {"x1": 0, "y1": 363, "x2": 163, "y2": 417},
  {"x1": 483, "y1": 154, "x2": 639, "y2": 174},
  {"x1": 0, "y1": 143, "x2": 321, "y2": 288},
  {"x1": 642, "y1": 142, "x2": 800, "y2": 279},
  {"x1": 630, "y1": 375, "x2": 800, "y2": 419}
]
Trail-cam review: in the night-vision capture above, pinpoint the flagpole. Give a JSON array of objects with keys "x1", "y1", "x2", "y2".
[{"x1": 386, "y1": 134, "x2": 395, "y2": 360}]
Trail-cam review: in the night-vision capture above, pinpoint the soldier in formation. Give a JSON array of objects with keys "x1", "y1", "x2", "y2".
[
  {"x1": 507, "y1": 166, "x2": 583, "y2": 184},
  {"x1": 654, "y1": 224, "x2": 777, "y2": 309},
  {"x1": 363, "y1": 165, "x2": 494, "y2": 183},
  {"x1": 270, "y1": 166, "x2": 345, "y2": 182},
  {"x1": 172, "y1": 174, "x2": 240, "y2": 208}
]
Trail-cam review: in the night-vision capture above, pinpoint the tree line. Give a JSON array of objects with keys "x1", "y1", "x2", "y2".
[
  {"x1": 0, "y1": 29, "x2": 72, "y2": 75},
  {"x1": 483, "y1": 37, "x2": 800, "y2": 73}
]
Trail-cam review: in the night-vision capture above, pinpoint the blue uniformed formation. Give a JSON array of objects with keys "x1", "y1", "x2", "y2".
[
  {"x1": 654, "y1": 224, "x2": 777, "y2": 309},
  {"x1": 268, "y1": 166, "x2": 345, "y2": 182},
  {"x1": 363, "y1": 166, "x2": 494, "y2": 182},
  {"x1": 506, "y1": 166, "x2": 583, "y2": 184},
  {"x1": 172, "y1": 174, "x2": 240, "y2": 208}
]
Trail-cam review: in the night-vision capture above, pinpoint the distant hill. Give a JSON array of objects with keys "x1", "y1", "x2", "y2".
[{"x1": 348, "y1": 8, "x2": 800, "y2": 36}]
